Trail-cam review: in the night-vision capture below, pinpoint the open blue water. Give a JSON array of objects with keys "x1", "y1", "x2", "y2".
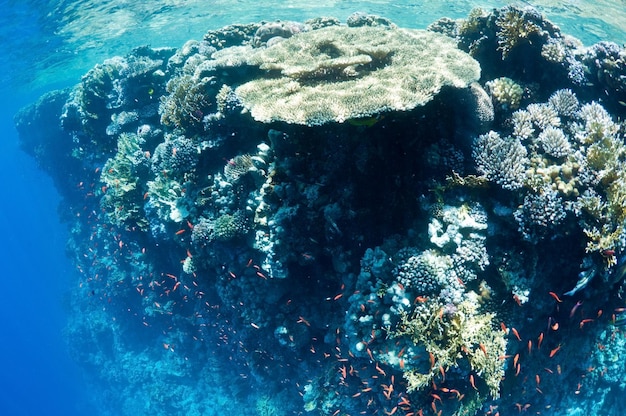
[{"x1": 1, "y1": 1, "x2": 625, "y2": 415}]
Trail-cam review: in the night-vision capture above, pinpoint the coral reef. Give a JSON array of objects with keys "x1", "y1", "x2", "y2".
[{"x1": 14, "y1": 6, "x2": 626, "y2": 416}]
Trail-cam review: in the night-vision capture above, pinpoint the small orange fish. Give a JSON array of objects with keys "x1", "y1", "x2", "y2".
[
  {"x1": 549, "y1": 344, "x2": 561, "y2": 358},
  {"x1": 469, "y1": 374, "x2": 477, "y2": 390},
  {"x1": 511, "y1": 327, "x2": 522, "y2": 341},
  {"x1": 479, "y1": 343, "x2": 488, "y2": 356},
  {"x1": 297, "y1": 316, "x2": 311, "y2": 327},
  {"x1": 579, "y1": 318, "x2": 594, "y2": 329},
  {"x1": 548, "y1": 291, "x2": 563, "y2": 303}
]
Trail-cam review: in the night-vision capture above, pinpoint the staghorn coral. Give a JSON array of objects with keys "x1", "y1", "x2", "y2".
[{"x1": 235, "y1": 25, "x2": 480, "y2": 125}]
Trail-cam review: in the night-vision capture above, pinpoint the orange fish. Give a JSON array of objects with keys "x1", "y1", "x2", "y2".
[
  {"x1": 548, "y1": 291, "x2": 563, "y2": 303},
  {"x1": 511, "y1": 327, "x2": 522, "y2": 341}
]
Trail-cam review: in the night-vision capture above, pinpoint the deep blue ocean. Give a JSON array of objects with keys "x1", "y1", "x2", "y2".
[{"x1": 1, "y1": 1, "x2": 626, "y2": 415}]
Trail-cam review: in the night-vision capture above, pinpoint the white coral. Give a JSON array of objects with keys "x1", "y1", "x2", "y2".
[{"x1": 538, "y1": 126, "x2": 571, "y2": 158}]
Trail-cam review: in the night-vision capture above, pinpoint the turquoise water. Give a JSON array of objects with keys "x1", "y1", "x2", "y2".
[
  {"x1": 2, "y1": 1, "x2": 626, "y2": 416},
  {"x1": 3, "y1": 0, "x2": 626, "y2": 92}
]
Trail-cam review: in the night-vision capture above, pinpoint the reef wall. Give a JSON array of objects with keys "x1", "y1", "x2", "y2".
[{"x1": 14, "y1": 6, "x2": 626, "y2": 416}]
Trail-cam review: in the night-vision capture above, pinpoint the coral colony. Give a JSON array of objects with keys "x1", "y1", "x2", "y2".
[{"x1": 14, "y1": 6, "x2": 626, "y2": 416}]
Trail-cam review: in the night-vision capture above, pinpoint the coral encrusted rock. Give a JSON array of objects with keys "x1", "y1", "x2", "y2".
[{"x1": 235, "y1": 25, "x2": 481, "y2": 125}]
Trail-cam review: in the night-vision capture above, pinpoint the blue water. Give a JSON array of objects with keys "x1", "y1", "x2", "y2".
[
  {"x1": 0, "y1": 101, "x2": 88, "y2": 414},
  {"x1": 1, "y1": 1, "x2": 625, "y2": 415}
]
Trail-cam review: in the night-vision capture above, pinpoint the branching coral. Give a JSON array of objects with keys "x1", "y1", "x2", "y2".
[
  {"x1": 472, "y1": 131, "x2": 529, "y2": 190},
  {"x1": 471, "y1": 89, "x2": 626, "y2": 294},
  {"x1": 485, "y1": 77, "x2": 524, "y2": 111},
  {"x1": 538, "y1": 126, "x2": 571, "y2": 158},
  {"x1": 495, "y1": 6, "x2": 543, "y2": 59},
  {"x1": 160, "y1": 74, "x2": 212, "y2": 130},
  {"x1": 548, "y1": 88, "x2": 579, "y2": 117},
  {"x1": 514, "y1": 184, "x2": 567, "y2": 240},
  {"x1": 395, "y1": 299, "x2": 506, "y2": 399},
  {"x1": 151, "y1": 135, "x2": 199, "y2": 178}
]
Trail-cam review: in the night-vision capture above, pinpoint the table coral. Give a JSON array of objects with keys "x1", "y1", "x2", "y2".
[{"x1": 235, "y1": 25, "x2": 480, "y2": 125}]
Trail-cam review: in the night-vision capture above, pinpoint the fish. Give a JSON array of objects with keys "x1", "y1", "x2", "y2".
[
  {"x1": 564, "y1": 266, "x2": 596, "y2": 296},
  {"x1": 347, "y1": 114, "x2": 384, "y2": 127}
]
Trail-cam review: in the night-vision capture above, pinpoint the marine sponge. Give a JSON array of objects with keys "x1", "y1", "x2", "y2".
[{"x1": 235, "y1": 25, "x2": 480, "y2": 125}]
